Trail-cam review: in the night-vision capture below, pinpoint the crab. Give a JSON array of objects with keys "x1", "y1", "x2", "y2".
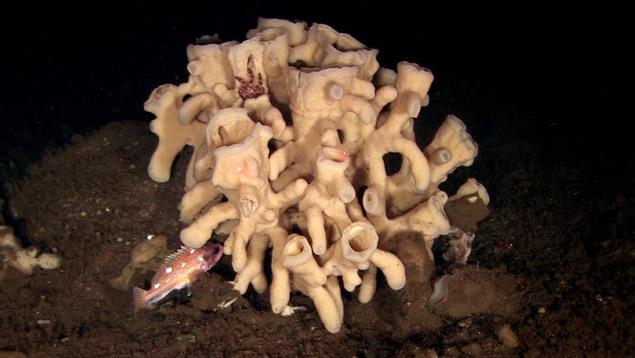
[{"x1": 235, "y1": 56, "x2": 266, "y2": 100}]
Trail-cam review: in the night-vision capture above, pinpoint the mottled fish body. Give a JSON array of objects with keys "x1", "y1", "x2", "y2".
[{"x1": 133, "y1": 242, "x2": 223, "y2": 312}]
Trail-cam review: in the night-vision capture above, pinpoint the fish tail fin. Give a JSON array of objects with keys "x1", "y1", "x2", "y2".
[{"x1": 133, "y1": 287, "x2": 150, "y2": 313}]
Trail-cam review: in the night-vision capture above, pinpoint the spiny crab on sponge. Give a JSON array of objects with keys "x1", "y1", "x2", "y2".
[{"x1": 144, "y1": 18, "x2": 488, "y2": 333}]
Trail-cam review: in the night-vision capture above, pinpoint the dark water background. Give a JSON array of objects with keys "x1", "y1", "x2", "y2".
[{"x1": 0, "y1": 2, "x2": 628, "y2": 182}]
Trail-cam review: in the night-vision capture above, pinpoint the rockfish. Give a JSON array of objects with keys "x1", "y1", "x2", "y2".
[{"x1": 133, "y1": 242, "x2": 223, "y2": 312}]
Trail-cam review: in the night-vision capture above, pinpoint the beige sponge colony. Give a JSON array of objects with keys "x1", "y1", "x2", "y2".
[{"x1": 144, "y1": 18, "x2": 487, "y2": 333}]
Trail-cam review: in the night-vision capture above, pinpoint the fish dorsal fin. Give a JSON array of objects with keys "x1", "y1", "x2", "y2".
[{"x1": 163, "y1": 246, "x2": 192, "y2": 265}]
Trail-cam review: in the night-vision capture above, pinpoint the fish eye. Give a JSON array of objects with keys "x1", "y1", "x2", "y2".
[{"x1": 212, "y1": 245, "x2": 220, "y2": 254}]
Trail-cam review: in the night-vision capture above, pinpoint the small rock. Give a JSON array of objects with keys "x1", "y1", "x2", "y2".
[
  {"x1": 443, "y1": 346, "x2": 461, "y2": 357},
  {"x1": 458, "y1": 318, "x2": 472, "y2": 327},
  {"x1": 538, "y1": 307, "x2": 546, "y2": 315},
  {"x1": 524, "y1": 348, "x2": 542, "y2": 358},
  {"x1": 423, "y1": 349, "x2": 438, "y2": 358},
  {"x1": 496, "y1": 323, "x2": 519, "y2": 348},
  {"x1": 461, "y1": 343, "x2": 482, "y2": 356}
]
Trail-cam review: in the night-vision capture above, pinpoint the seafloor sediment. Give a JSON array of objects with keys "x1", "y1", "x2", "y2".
[{"x1": 0, "y1": 121, "x2": 632, "y2": 356}]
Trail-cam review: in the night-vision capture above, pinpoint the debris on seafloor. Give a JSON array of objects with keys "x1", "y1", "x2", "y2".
[
  {"x1": 110, "y1": 234, "x2": 170, "y2": 291},
  {"x1": 442, "y1": 179, "x2": 492, "y2": 265},
  {"x1": 429, "y1": 266, "x2": 520, "y2": 319},
  {"x1": 0, "y1": 225, "x2": 60, "y2": 283}
]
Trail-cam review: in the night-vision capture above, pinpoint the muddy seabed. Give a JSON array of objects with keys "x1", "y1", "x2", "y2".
[{"x1": 0, "y1": 121, "x2": 632, "y2": 357}]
